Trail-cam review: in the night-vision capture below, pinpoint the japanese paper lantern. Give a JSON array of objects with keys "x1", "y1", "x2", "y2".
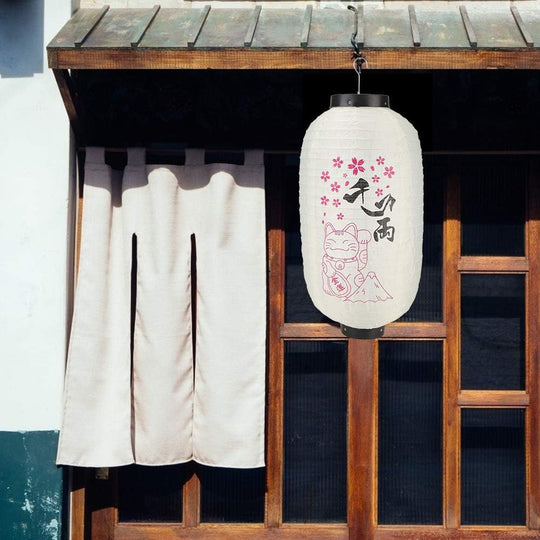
[{"x1": 299, "y1": 94, "x2": 423, "y2": 338}]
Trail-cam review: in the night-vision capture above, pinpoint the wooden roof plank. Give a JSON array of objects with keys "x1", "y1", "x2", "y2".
[
  {"x1": 364, "y1": 6, "x2": 412, "y2": 48},
  {"x1": 187, "y1": 5, "x2": 210, "y2": 49},
  {"x1": 251, "y1": 9, "x2": 305, "y2": 49},
  {"x1": 511, "y1": 6, "x2": 534, "y2": 48},
  {"x1": 82, "y1": 8, "x2": 163, "y2": 49},
  {"x1": 459, "y1": 5, "x2": 478, "y2": 48},
  {"x1": 75, "y1": 6, "x2": 109, "y2": 48},
  {"x1": 414, "y1": 8, "x2": 469, "y2": 49},
  {"x1": 301, "y1": 5, "x2": 313, "y2": 48},
  {"x1": 408, "y1": 5, "x2": 421, "y2": 47},
  {"x1": 196, "y1": 8, "x2": 254, "y2": 49},
  {"x1": 244, "y1": 6, "x2": 262, "y2": 48},
  {"x1": 517, "y1": 7, "x2": 540, "y2": 47},
  {"x1": 138, "y1": 8, "x2": 198, "y2": 49},
  {"x1": 308, "y1": 8, "x2": 353, "y2": 49},
  {"x1": 131, "y1": 5, "x2": 160, "y2": 48},
  {"x1": 47, "y1": 7, "x2": 110, "y2": 49},
  {"x1": 465, "y1": 6, "x2": 526, "y2": 48}
]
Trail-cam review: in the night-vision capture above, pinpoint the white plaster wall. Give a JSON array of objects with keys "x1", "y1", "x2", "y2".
[{"x1": 0, "y1": 0, "x2": 73, "y2": 431}]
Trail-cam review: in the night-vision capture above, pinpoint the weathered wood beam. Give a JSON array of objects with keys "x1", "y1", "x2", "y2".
[
  {"x1": 47, "y1": 48, "x2": 540, "y2": 71},
  {"x1": 52, "y1": 69, "x2": 84, "y2": 144}
]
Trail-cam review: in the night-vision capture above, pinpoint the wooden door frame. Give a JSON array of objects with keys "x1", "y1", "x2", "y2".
[{"x1": 66, "y1": 150, "x2": 540, "y2": 539}]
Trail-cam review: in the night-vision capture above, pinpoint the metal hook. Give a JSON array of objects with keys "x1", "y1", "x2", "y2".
[
  {"x1": 348, "y1": 5, "x2": 361, "y2": 58},
  {"x1": 353, "y1": 56, "x2": 367, "y2": 94}
]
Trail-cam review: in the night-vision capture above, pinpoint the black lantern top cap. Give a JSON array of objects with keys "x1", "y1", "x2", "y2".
[{"x1": 330, "y1": 94, "x2": 390, "y2": 108}]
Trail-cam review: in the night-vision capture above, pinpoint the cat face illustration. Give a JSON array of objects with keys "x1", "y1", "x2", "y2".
[{"x1": 323, "y1": 223, "x2": 371, "y2": 260}]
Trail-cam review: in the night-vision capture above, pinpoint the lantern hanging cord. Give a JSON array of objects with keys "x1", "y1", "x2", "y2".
[{"x1": 348, "y1": 5, "x2": 368, "y2": 94}]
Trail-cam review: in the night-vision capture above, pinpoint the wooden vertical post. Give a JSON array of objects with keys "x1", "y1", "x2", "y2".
[
  {"x1": 348, "y1": 338, "x2": 376, "y2": 540},
  {"x1": 88, "y1": 468, "x2": 117, "y2": 539},
  {"x1": 266, "y1": 154, "x2": 285, "y2": 528},
  {"x1": 52, "y1": 69, "x2": 84, "y2": 144},
  {"x1": 527, "y1": 158, "x2": 540, "y2": 529},
  {"x1": 443, "y1": 163, "x2": 461, "y2": 529}
]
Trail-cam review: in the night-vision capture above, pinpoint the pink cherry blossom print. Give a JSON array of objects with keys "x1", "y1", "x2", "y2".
[
  {"x1": 345, "y1": 181, "x2": 350, "y2": 187},
  {"x1": 377, "y1": 156, "x2": 385, "y2": 165},
  {"x1": 333, "y1": 157, "x2": 343, "y2": 168},
  {"x1": 372, "y1": 175, "x2": 380, "y2": 183},
  {"x1": 384, "y1": 166, "x2": 395, "y2": 178},
  {"x1": 321, "y1": 170, "x2": 330, "y2": 182},
  {"x1": 330, "y1": 181, "x2": 341, "y2": 193},
  {"x1": 333, "y1": 198, "x2": 341, "y2": 207},
  {"x1": 342, "y1": 173, "x2": 348, "y2": 178},
  {"x1": 348, "y1": 157, "x2": 365, "y2": 175},
  {"x1": 370, "y1": 165, "x2": 375, "y2": 171},
  {"x1": 321, "y1": 195, "x2": 329, "y2": 205},
  {"x1": 337, "y1": 213, "x2": 344, "y2": 220},
  {"x1": 386, "y1": 185, "x2": 390, "y2": 189},
  {"x1": 376, "y1": 188, "x2": 383, "y2": 197}
]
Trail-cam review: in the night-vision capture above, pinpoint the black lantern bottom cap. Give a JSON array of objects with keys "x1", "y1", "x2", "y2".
[{"x1": 340, "y1": 324, "x2": 385, "y2": 339}]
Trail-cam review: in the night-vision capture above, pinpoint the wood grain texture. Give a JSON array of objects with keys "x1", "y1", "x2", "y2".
[
  {"x1": 52, "y1": 69, "x2": 84, "y2": 143},
  {"x1": 374, "y1": 527, "x2": 540, "y2": 539},
  {"x1": 348, "y1": 339, "x2": 376, "y2": 540},
  {"x1": 443, "y1": 164, "x2": 461, "y2": 530},
  {"x1": 115, "y1": 524, "x2": 348, "y2": 539},
  {"x1": 457, "y1": 390, "x2": 529, "y2": 407},
  {"x1": 70, "y1": 468, "x2": 87, "y2": 540},
  {"x1": 88, "y1": 468, "x2": 118, "y2": 539},
  {"x1": 526, "y1": 158, "x2": 540, "y2": 529},
  {"x1": 458, "y1": 256, "x2": 528, "y2": 273},
  {"x1": 280, "y1": 322, "x2": 446, "y2": 340},
  {"x1": 47, "y1": 48, "x2": 540, "y2": 71},
  {"x1": 182, "y1": 466, "x2": 200, "y2": 528},
  {"x1": 266, "y1": 155, "x2": 286, "y2": 528}
]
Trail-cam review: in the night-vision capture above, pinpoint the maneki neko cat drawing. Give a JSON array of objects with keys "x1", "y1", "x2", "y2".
[{"x1": 321, "y1": 222, "x2": 392, "y2": 303}]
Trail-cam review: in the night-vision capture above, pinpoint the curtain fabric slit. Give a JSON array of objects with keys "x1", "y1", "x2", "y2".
[{"x1": 57, "y1": 147, "x2": 266, "y2": 469}]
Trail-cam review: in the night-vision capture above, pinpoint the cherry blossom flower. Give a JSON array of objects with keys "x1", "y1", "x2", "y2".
[
  {"x1": 333, "y1": 198, "x2": 341, "y2": 207},
  {"x1": 321, "y1": 170, "x2": 330, "y2": 182},
  {"x1": 384, "y1": 166, "x2": 395, "y2": 178},
  {"x1": 372, "y1": 175, "x2": 380, "y2": 183},
  {"x1": 376, "y1": 188, "x2": 383, "y2": 197},
  {"x1": 333, "y1": 157, "x2": 343, "y2": 168},
  {"x1": 330, "y1": 181, "x2": 341, "y2": 193},
  {"x1": 337, "y1": 213, "x2": 344, "y2": 220},
  {"x1": 321, "y1": 196, "x2": 329, "y2": 205},
  {"x1": 342, "y1": 173, "x2": 348, "y2": 178},
  {"x1": 348, "y1": 157, "x2": 365, "y2": 175},
  {"x1": 377, "y1": 156, "x2": 385, "y2": 165}
]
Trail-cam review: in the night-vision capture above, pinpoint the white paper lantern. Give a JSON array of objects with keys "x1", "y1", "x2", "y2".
[{"x1": 299, "y1": 94, "x2": 423, "y2": 337}]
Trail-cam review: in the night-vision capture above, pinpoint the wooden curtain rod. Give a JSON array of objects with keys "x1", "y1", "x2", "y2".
[
  {"x1": 76, "y1": 147, "x2": 540, "y2": 157},
  {"x1": 76, "y1": 147, "x2": 299, "y2": 155}
]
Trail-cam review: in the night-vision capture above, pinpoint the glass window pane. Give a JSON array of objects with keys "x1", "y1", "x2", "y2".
[
  {"x1": 378, "y1": 341, "x2": 443, "y2": 525},
  {"x1": 461, "y1": 274, "x2": 525, "y2": 390},
  {"x1": 283, "y1": 341, "x2": 347, "y2": 523},
  {"x1": 461, "y1": 157, "x2": 526, "y2": 256},
  {"x1": 398, "y1": 157, "x2": 443, "y2": 322},
  {"x1": 200, "y1": 466, "x2": 265, "y2": 523},
  {"x1": 118, "y1": 464, "x2": 187, "y2": 522},
  {"x1": 461, "y1": 409, "x2": 525, "y2": 525}
]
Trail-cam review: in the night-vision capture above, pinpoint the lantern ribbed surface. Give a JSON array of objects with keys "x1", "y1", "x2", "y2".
[{"x1": 299, "y1": 106, "x2": 423, "y2": 330}]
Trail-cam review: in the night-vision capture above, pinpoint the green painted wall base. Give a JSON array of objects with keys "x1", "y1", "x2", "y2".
[{"x1": 0, "y1": 431, "x2": 63, "y2": 540}]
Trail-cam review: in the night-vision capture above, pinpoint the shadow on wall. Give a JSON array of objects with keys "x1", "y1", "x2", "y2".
[{"x1": 0, "y1": 0, "x2": 44, "y2": 77}]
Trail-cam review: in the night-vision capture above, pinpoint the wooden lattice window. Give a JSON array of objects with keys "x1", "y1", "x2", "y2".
[{"x1": 70, "y1": 152, "x2": 540, "y2": 540}]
